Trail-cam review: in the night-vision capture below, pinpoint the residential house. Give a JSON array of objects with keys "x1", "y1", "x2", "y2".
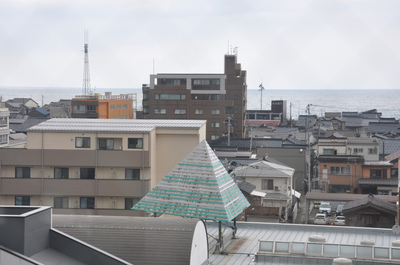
[
  {"x1": 0, "y1": 118, "x2": 206, "y2": 216},
  {"x1": 141, "y1": 53, "x2": 247, "y2": 142},
  {"x1": 50, "y1": 99, "x2": 72, "y2": 118},
  {"x1": 343, "y1": 194, "x2": 396, "y2": 228},
  {"x1": 6, "y1": 98, "x2": 39, "y2": 109},
  {"x1": 230, "y1": 160, "x2": 294, "y2": 221},
  {"x1": 245, "y1": 100, "x2": 287, "y2": 127},
  {"x1": 359, "y1": 161, "x2": 397, "y2": 195},
  {"x1": 367, "y1": 122, "x2": 400, "y2": 138}
]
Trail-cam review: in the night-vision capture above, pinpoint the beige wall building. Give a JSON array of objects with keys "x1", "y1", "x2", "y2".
[{"x1": 0, "y1": 118, "x2": 206, "y2": 216}]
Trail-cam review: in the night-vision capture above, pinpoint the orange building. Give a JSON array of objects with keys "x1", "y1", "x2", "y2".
[{"x1": 71, "y1": 92, "x2": 137, "y2": 119}]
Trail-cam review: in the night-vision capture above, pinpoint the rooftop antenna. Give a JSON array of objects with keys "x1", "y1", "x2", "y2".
[
  {"x1": 259, "y1": 83, "x2": 265, "y2": 110},
  {"x1": 82, "y1": 30, "x2": 91, "y2": 96}
]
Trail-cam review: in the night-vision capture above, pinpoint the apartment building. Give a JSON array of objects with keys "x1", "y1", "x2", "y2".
[
  {"x1": 141, "y1": 53, "x2": 247, "y2": 142},
  {"x1": 0, "y1": 118, "x2": 206, "y2": 216},
  {"x1": 71, "y1": 92, "x2": 137, "y2": 119},
  {"x1": 0, "y1": 103, "x2": 10, "y2": 147}
]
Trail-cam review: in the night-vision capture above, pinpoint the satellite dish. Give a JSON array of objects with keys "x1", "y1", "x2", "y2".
[{"x1": 392, "y1": 225, "x2": 400, "y2": 234}]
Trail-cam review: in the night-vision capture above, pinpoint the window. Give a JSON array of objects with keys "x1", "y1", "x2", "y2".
[
  {"x1": 262, "y1": 179, "x2": 274, "y2": 190},
  {"x1": 73, "y1": 105, "x2": 85, "y2": 113},
  {"x1": 159, "y1": 78, "x2": 182, "y2": 85},
  {"x1": 211, "y1": 122, "x2": 220, "y2": 128},
  {"x1": 174, "y1": 109, "x2": 186, "y2": 115},
  {"x1": 155, "y1": 94, "x2": 186, "y2": 100},
  {"x1": 117, "y1": 104, "x2": 121, "y2": 110},
  {"x1": 80, "y1": 197, "x2": 95, "y2": 209},
  {"x1": 370, "y1": 169, "x2": 382, "y2": 178},
  {"x1": 80, "y1": 168, "x2": 95, "y2": 179},
  {"x1": 54, "y1": 197, "x2": 69, "y2": 208},
  {"x1": 128, "y1": 138, "x2": 143, "y2": 149},
  {"x1": 226, "y1": 106, "x2": 234, "y2": 114},
  {"x1": 209, "y1": 94, "x2": 220, "y2": 100},
  {"x1": 117, "y1": 116, "x2": 121, "y2": 119},
  {"x1": 0, "y1": 134, "x2": 7, "y2": 144},
  {"x1": 0, "y1": 117, "x2": 7, "y2": 127},
  {"x1": 391, "y1": 168, "x2": 398, "y2": 178},
  {"x1": 143, "y1": 107, "x2": 149, "y2": 114},
  {"x1": 123, "y1": 104, "x2": 127, "y2": 109},
  {"x1": 15, "y1": 167, "x2": 30, "y2": 178},
  {"x1": 75, "y1": 137, "x2": 90, "y2": 148},
  {"x1": 323, "y1": 149, "x2": 336, "y2": 155},
  {"x1": 195, "y1": 109, "x2": 203, "y2": 115},
  {"x1": 155, "y1": 109, "x2": 166, "y2": 114},
  {"x1": 125, "y1": 198, "x2": 139, "y2": 210},
  {"x1": 87, "y1": 105, "x2": 96, "y2": 114},
  {"x1": 54, "y1": 168, "x2": 69, "y2": 179},
  {"x1": 211, "y1": 109, "x2": 220, "y2": 115},
  {"x1": 330, "y1": 166, "x2": 350, "y2": 175},
  {"x1": 368, "y1": 148, "x2": 377, "y2": 154},
  {"x1": 123, "y1": 115, "x2": 127, "y2": 119},
  {"x1": 99, "y1": 138, "x2": 114, "y2": 150},
  {"x1": 353, "y1": 148, "x2": 363, "y2": 153},
  {"x1": 125, "y1": 169, "x2": 140, "y2": 180},
  {"x1": 211, "y1": 135, "x2": 220, "y2": 140},
  {"x1": 211, "y1": 79, "x2": 220, "y2": 85},
  {"x1": 110, "y1": 104, "x2": 115, "y2": 110},
  {"x1": 15, "y1": 196, "x2": 30, "y2": 206},
  {"x1": 193, "y1": 79, "x2": 210, "y2": 85}
]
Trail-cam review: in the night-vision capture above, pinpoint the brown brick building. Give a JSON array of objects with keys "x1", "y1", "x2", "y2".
[{"x1": 141, "y1": 53, "x2": 247, "y2": 142}]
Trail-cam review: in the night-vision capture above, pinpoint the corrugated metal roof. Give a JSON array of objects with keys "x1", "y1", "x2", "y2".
[
  {"x1": 27, "y1": 118, "x2": 206, "y2": 132},
  {"x1": 53, "y1": 215, "x2": 204, "y2": 265},
  {"x1": 206, "y1": 222, "x2": 400, "y2": 265},
  {"x1": 133, "y1": 140, "x2": 250, "y2": 222},
  {"x1": 305, "y1": 192, "x2": 397, "y2": 203},
  {"x1": 358, "y1": 178, "x2": 398, "y2": 186}
]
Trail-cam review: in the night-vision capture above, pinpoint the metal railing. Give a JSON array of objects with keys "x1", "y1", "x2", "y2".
[{"x1": 257, "y1": 240, "x2": 400, "y2": 262}]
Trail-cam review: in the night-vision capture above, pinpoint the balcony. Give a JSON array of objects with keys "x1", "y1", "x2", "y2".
[{"x1": 0, "y1": 178, "x2": 150, "y2": 197}]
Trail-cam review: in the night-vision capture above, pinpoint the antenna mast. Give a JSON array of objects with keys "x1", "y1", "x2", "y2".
[{"x1": 82, "y1": 30, "x2": 91, "y2": 95}]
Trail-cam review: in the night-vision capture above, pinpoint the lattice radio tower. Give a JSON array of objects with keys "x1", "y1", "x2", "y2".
[{"x1": 82, "y1": 30, "x2": 91, "y2": 95}]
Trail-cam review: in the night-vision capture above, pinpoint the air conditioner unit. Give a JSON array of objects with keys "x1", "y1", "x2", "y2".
[{"x1": 274, "y1": 186, "x2": 280, "y2": 191}]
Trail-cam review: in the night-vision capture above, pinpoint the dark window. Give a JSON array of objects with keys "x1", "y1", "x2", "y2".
[
  {"x1": 128, "y1": 138, "x2": 143, "y2": 149},
  {"x1": 54, "y1": 197, "x2": 69, "y2": 208},
  {"x1": 75, "y1": 137, "x2": 90, "y2": 148},
  {"x1": 331, "y1": 166, "x2": 350, "y2": 175},
  {"x1": 15, "y1": 196, "x2": 30, "y2": 206},
  {"x1": 54, "y1": 168, "x2": 69, "y2": 179},
  {"x1": 110, "y1": 104, "x2": 115, "y2": 110},
  {"x1": 80, "y1": 197, "x2": 95, "y2": 209},
  {"x1": 99, "y1": 138, "x2": 114, "y2": 150},
  {"x1": 125, "y1": 169, "x2": 140, "y2": 180},
  {"x1": 391, "y1": 168, "x2": 398, "y2": 178},
  {"x1": 125, "y1": 198, "x2": 140, "y2": 209},
  {"x1": 226, "y1": 106, "x2": 234, "y2": 114},
  {"x1": 87, "y1": 105, "x2": 96, "y2": 114},
  {"x1": 80, "y1": 168, "x2": 95, "y2": 179},
  {"x1": 370, "y1": 169, "x2": 382, "y2": 178},
  {"x1": 15, "y1": 167, "x2": 30, "y2": 178},
  {"x1": 262, "y1": 179, "x2": 274, "y2": 190}
]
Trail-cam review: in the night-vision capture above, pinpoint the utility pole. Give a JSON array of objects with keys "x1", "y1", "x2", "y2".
[
  {"x1": 259, "y1": 83, "x2": 265, "y2": 110},
  {"x1": 306, "y1": 104, "x2": 312, "y2": 193},
  {"x1": 227, "y1": 117, "x2": 231, "y2": 146},
  {"x1": 82, "y1": 30, "x2": 91, "y2": 96}
]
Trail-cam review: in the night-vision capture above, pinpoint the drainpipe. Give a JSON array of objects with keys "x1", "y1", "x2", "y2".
[
  {"x1": 95, "y1": 132, "x2": 98, "y2": 212},
  {"x1": 41, "y1": 131, "x2": 44, "y2": 205}
]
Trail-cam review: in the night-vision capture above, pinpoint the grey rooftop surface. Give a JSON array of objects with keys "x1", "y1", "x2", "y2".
[
  {"x1": 207, "y1": 222, "x2": 400, "y2": 265},
  {"x1": 28, "y1": 118, "x2": 206, "y2": 132}
]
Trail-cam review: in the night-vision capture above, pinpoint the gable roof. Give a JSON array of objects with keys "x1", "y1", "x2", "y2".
[
  {"x1": 343, "y1": 194, "x2": 396, "y2": 215},
  {"x1": 133, "y1": 140, "x2": 250, "y2": 222},
  {"x1": 368, "y1": 122, "x2": 400, "y2": 134},
  {"x1": 380, "y1": 139, "x2": 400, "y2": 155},
  {"x1": 231, "y1": 160, "x2": 294, "y2": 179}
]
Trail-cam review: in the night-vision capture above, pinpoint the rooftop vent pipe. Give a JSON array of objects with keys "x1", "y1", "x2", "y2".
[
  {"x1": 360, "y1": 239, "x2": 375, "y2": 246},
  {"x1": 332, "y1": 258, "x2": 353, "y2": 265},
  {"x1": 308, "y1": 235, "x2": 326, "y2": 243}
]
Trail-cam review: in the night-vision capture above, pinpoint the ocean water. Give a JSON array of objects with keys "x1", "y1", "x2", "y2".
[{"x1": 1, "y1": 87, "x2": 399, "y2": 119}]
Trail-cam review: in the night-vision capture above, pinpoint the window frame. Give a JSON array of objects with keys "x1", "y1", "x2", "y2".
[
  {"x1": 80, "y1": 197, "x2": 95, "y2": 209},
  {"x1": 54, "y1": 197, "x2": 69, "y2": 208},
  {"x1": 80, "y1": 168, "x2": 95, "y2": 179},
  {"x1": 262, "y1": 179, "x2": 274, "y2": 190},
  {"x1": 15, "y1": 167, "x2": 30, "y2": 178},
  {"x1": 99, "y1": 138, "x2": 114, "y2": 150},
  {"x1": 125, "y1": 169, "x2": 140, "y2": 180},
  {"x1": 15, "y1": 196, "x2": 30, "y2": 206},
  {"x1": 75, "y1": 137, "x2": 90, "y2": 148},
  {"x1": 54, "y1": 167, "x2": 69, "y2": 179},
  {"x1": 174, "y1": 109, "x2": 187, "y2": 115},
  {"x1": 128, "y1": 138, "x2": 143, "y2": 149}
]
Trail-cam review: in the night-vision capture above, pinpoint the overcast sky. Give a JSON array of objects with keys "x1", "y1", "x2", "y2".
[{"x1": 1, "y1": 0, "x2": 399, "y2": 90}]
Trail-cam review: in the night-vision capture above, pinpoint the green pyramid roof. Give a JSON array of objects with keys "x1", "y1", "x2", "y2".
[{"x1": 133, "y1": 140, "x2": 250, "y2": 222}]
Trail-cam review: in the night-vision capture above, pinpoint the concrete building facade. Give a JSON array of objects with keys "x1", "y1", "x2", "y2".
[
  {"x1": 141, "y1": 53, "x2": 247, "y2": 142},
  {"x1": 71, "y1": 92, "x2": 137, "y2": 119},
  {"x1": 0, "y1": 118, "x2": 206, "y2": 216}
]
